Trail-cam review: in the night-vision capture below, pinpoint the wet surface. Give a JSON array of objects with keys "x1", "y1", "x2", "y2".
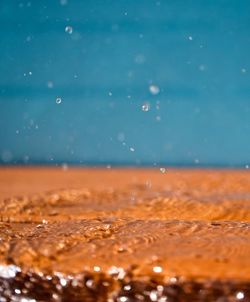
[{"x1": 1, "y1": 168, "x2": 250, "y2": 301}]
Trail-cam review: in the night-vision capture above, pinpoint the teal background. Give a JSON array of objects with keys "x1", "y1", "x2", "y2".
[{"x1": 1, "y1": 0, "x2": 250, "y2": 166}]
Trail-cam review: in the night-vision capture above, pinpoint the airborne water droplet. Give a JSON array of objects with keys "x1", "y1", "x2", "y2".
[
  {"x1": 149, "y1": 84, "x2": 160, "y2": 95},
  {"x1": 65, "y1": 26, "x2": 73, "y2": 34},
  {"x1": 160, "y1": 167, "x2": 166, "y2": 173},
  {"x1": 142, "y1": 102, "x2": 150, "y2": 112},
  {"x1": 56, "y1": 97, "x2": 62, "y2": 104}
]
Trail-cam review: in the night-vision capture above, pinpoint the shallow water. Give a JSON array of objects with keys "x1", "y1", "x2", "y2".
[{"x1": 1, "y1": 168, "x2": 250, "y2": 301}]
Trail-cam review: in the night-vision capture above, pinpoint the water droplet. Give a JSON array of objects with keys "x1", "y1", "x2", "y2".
[
  {"x1": 28, "y1": 71, "x2": 32, "y2": 75},
  {"x1": 236, "y1": 292, "x2": 244, "y2": 300},
  {"x1": 60, "y1": 0, "x2": 67, "y2": 5},
  {"x1": 108, "y1": 91, "x2": 112, "y2": 96},
  {"x1": 246, "y1": 165, "x2": 249, "y2": 169},
  {"x1": 65, "y1": 26, "x2": 73, "y2": 34},
  {"x1": 130, "y1": 147, "x2": 135, "y2": 152},
  {"x1": 0, "y1": 265, "x2": 21, "y2": 278},
  {"x1": 47, "y1": 81, "x2": 54, "y2": 88},
  {"x1": 142, "y1": 102, "x2": 150, "y2": 112},
  {"x1": 124, "y1": 285, "x2": 131, "y2": 291},
  {"x1": 153, "y1": 266, "x2": 162, "y2": 273},
  {"x1": 86, "y1": 279, "x2": 94, "y2": 288},
  {"x1": 62, "y1": 163, "x2": 68, "y2": 171},
  {"x1": 188, "y1": 36, "x2": 193, "y2": 40},
  {"x1": 108, "y1": 266, "x2": 126, "y2": 279},
  {"x1": 56, "y1": 97, "x2": 62, "y2": 104},
  {"x1": 149, "y1": 84, "x2": 160, "y2": 95},
  {"x1": 159, "y1": 168, "x2": 166, "y2": 173},
  {"x1": 60, "y1": 277, "x2": 67, "y2": 287},
  {"x1": 93, "y1": 266, "x2": 101, "y2": 272},
  {"x1": 199, "y1": 65, "x2": 205, "y2": 71},
  {"x1": 117, "y1": 297, "x2": 128, "y2": 302},
  {"x1": 150, "y1": 290, "x2": 158, "y2": 301},
  {"x1": 241, "y1": 68, "x2": 247, "y2": 73},
  {"x1": 1, "y1": 150, "x2": 12, "y2": 163},
  {"x1": 135, "y1": 54, "x2": 145, "y2": 64}
]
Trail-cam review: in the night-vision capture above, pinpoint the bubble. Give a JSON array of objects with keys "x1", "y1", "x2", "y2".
[
  {"x1": 130, "y1": 147, "x2": 135, "y2": 152},
  {"x1": 188, "y1": 36, "x2": 193, "y2": 40},
  {"x1": 108, "y1": 91, "x2": 112, "y2": 96},
  {"x1": 241, "y1": 68, "x2": 247, "y2": 73},
  {"x1": 159, "y1": 167, "x2": 166, "y2": 173},
  {"x1": 65, "y1": 26, "x2": 73, "y2": 34},
  {"x1": 142, "y1": 102, "x2": 150, "y2": 112},
  {"x1": 56, "y1": 97, "x2": 62, "y2": 104},
  {"x1": 149, "y1": 84, "x2": 160, "y2": 95}
]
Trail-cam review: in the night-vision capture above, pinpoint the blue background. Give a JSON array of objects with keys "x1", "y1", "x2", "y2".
[{"x1": 1, "y1": 0, "x2": 250, "y2": 166}]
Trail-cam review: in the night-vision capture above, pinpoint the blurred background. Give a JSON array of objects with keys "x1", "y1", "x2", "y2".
[{"x1": 0, "y1": 0, "x2": 250, "y2": 167}]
